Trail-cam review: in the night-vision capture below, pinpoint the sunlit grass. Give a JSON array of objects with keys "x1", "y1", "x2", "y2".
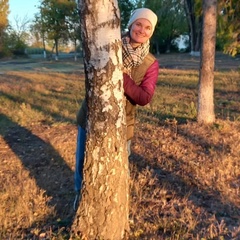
[
  {"x1": 143, "y1": 69, "x2": 240, "y2": 122},
  {"x1": 0, "y1": 71, "x2": 85, "y2": 128}
]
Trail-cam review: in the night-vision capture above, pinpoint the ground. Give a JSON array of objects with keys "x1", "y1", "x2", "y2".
[
  {"x1": 158, "y1": 52, "x2": 239, "y2": 71},
  {"x1": 0, "y1": 52, "x2": 239, "y2": 239},
  {"x1": 0, "y1": 52, "x2": 239, "y2": 72}
]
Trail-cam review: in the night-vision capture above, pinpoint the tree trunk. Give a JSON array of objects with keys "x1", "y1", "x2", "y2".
[
  {"x1": 184, "y1": 0, "x2": 202, "y2": 54},
  {"x1": 74, "y1": 39, "x2": 77, "y2": 61},
  {"x1": 197, "y1": 0, "x2": 217, "y2": 124},
  {"x1": 42, "y1": 34, "x2": 46, "y2": 59},
  {"x1": 54, "y1": 39, "x2": 58, "y2": 61},
  {"x1": 195, "y1": 15, "x2": 203, "y2": 52},
  {"x1": 71, "y1": 0, "x2": 129, "y2": 239}
]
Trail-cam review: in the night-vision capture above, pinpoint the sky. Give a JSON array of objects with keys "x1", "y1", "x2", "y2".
[{"x1": 8, "y1": 0, "x2": 40, "y2": 25}]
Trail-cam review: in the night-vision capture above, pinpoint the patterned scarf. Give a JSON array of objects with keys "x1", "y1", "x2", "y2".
[{"x1": 122, "y1": 36, "x2": 150, "y2": 75}]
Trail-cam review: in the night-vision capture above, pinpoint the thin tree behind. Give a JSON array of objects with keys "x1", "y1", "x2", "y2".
[
  {"x1": 197, "y1": 0, "x2": 217, "y2": 123},
  {"x1": 0, "y1": 0, "x2": 9, "y2": 55}
]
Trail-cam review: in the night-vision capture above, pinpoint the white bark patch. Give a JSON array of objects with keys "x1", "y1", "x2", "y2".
[
  {"x1": 85, "y1": 5, "x2": 121, "y2": 70},
  {"x1": 111, "y1": 192, "x2": 118, "y2": 204},
  {"x1": 100, "y1": 84, "x2": 113, "y2": 112},
  {"x1": 112, "y1": 46, "x2": 123, "y2": 70},
  {"x1": 94, "y1": 122, "x2": 106, "y2": 131},
  {"x1": 92, "y1": 146, "x2": 100, "y2": 163}
]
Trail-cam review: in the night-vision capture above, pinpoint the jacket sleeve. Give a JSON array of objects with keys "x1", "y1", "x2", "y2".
[{"x1": 123, "y1": 60, "x2": 159, "y2": 106}]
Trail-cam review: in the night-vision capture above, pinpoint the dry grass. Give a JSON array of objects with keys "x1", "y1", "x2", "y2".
[
  {"x1": 0, "y1": 57, "x2": 239, "y2": 239},
  {"x1": 129, "y1": 119, "x2": 240, "y2": 239}
]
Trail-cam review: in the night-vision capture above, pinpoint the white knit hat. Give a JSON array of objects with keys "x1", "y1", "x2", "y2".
[{"x1": 127, "y1": 8, "x2": 158, "y2": 32}]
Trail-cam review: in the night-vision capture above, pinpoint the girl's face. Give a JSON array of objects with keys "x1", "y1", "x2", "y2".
[{"x1": 129, "y1": 18, "x2": 153, "y2": 47}]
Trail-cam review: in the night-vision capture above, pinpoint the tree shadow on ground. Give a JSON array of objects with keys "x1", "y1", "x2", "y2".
[
  {"x1": 130, "y1": 152, "x2": 240, "y2": 240},
  {"x1": 0, "y1": 89, "x2": 75, "y2": 125},
  {"x1": 129, "y1": 142, "x2": 239, "y2": 239},
  {"x1": 0, "y1": 113, "x2": 75, "y2": 236}
]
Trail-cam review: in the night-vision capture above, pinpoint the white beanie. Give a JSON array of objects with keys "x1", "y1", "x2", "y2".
[{"x1": 127, "y1": 8, "x2": 158, "y2": 32}]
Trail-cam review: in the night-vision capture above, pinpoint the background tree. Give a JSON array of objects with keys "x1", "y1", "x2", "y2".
[
  {"x1": 118, "y1": 0, "x2": 134, "y2": 31},
  {"x1": 7, "y1": 15, "x2": 31, "y2": 55},
  {"x1": 0, "y1": 0, "x2": 9, "y2": 56},
  {"x1": 0, "y1": 0, "x2": 8, "y2": 28},
  {"x1": 184, "y1": 0, "x2": 203, "y2": 55},
  {"x1": 0, "y1": 13, "x2": 31, "y2": 57},
  {"x1": 197, "y1": 0, "x2": 217, "y2": 124},
  {"x1": 217, "y1": 0, "x2": 240, "y2": 56},
  {"x1": 39, "y1": 0, "x2": 75, "y2": 60},
  {"x1": 30, "y1": 15, "x2": 48, "y2": 58},
  {"x1": 4, "y1": 0, "x2": 238, "y2": 59},
  {"x1": 65, "y1": 0, "x2": 81, "y2": 61},
  {"x1": 145, "y1": 0, "x2": 188, "y2": 54},
  {"x1": 71, "y1": 0, "x2": 129, "y2": 239},
  {"x1": 133, "y1": 0, "x2": 145, "y2": 8}
]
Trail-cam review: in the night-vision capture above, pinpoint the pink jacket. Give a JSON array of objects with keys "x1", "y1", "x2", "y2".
[{"x1": 123, "y1": 60, "x2": 159, "y2": 106}]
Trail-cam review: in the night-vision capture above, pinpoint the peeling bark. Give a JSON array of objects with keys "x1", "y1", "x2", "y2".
[{"x1": 71, "y1": 1, "x2": 129, "y2": 239}]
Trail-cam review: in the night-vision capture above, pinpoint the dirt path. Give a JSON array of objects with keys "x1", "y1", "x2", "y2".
[
  {"x1": 0, "y1": 52, "x2": 239, "y2": 72},
  {"x1": 157, "y1": 52, "x2": 240, "y2": 71}
]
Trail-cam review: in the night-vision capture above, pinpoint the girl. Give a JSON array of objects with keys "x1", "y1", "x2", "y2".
[{"x1": 74, "y1": 8, "x2": 159, "y2": 210}]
